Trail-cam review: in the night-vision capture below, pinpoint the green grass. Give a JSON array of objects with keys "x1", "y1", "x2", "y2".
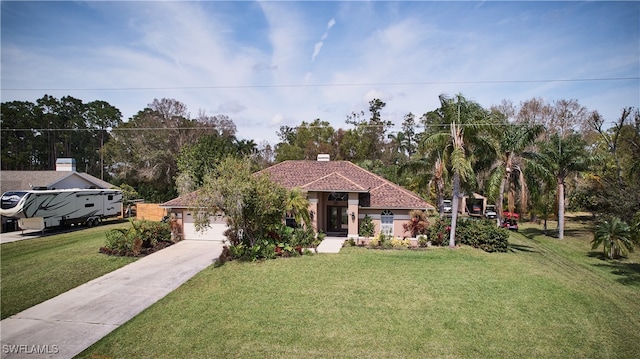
[
  {"x1": 79, "y1": 215, "x2": 640, "y2": 358},
  {"x1": 1, "y1": 221, "x2": 137, "y2": 319}
]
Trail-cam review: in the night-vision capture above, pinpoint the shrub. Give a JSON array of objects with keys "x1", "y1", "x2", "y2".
[
  {"x1": 390, "y1": 237, "x2": 410, "y2": 249},
  {"x1": 377, "y1": 232, "x2": 392, "y2": 248},
  {"x1": 418, "y1": 235, "x2": 429, "y2": 248},
  {"x1": 104, "y1": 229, "x2": 133, "y2": 255},
  {"x1": 102, "y1": 220, "x2": 172, "y2": 257},
  {"x1": 403, "y1": 210, "x2": 430, "y2": 237},
  {"x1": 456, "y1": 219, "x2": 509, "y2": 253},
  {"x1": 428, "y1": 217, "x2": 451, "y2": 246},
  {"x1": 359, "y1": 215, "x2": 375, "y2": 237},
  {"x1": 368, "y1": 236, "x2": 380, "y2": 248}
]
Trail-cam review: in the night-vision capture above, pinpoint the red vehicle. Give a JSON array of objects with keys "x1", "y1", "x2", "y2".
[{"x1": 502, "y1": 212, "x2": 519, "y2": 231}]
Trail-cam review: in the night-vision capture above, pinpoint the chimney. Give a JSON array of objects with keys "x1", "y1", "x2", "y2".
[
  {"x1": 56, "y1": 158, "x2": 76, "y2": 172},
  {"x1": 317, "y1": 154, "x2": 330, "y2": 162}
]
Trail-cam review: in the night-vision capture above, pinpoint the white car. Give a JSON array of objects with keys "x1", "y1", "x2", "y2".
[
  {"x1": 485, "y1": 205, "x2": 497, "y2": 219},
  {"x1": 443, "y1": 200, "x2": 452, "y2": 213}
]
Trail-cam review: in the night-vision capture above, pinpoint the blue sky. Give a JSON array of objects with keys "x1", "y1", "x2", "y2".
[{"x1": 2, "y1": 1, "x2": 639, "y2": 144}]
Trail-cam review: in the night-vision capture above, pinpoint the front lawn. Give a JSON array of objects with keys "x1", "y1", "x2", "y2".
[
  {"x1": 80, "y1": 216, "x2": 640, "y2": 358},
  {"x1": 1, "y1": 222, "x2": 137, "y2": 319}
]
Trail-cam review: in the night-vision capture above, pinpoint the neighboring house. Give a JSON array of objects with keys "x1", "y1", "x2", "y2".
[
  {"x1": 0, "y1": 158, "x2": 118, "y2": 232},
  {"x1": 161, "y1": 155, "x2": 435, "y2": 241}
]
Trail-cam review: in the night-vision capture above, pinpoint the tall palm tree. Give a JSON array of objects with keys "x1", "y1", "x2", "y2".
[
  {"x1": 486, "y1": 123, "x2": 544, "y2": 222},
  {"x1": 421, "y1": 94, "x2": 493, "y2": 247},
  {"x1": 591, "y1": 216, "x2": 634, "y2": 259},
  {"x1": 530, "y1": 132, "x2": 590, "y2": 239},
  {"x1": 398, "y1": 153, "x2": 448, "y2": 215}
]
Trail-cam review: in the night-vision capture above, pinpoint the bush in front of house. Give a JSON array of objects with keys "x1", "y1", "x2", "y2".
[
  {"x1": 101, "y1": 219, "x2": 173, "y2": 257},
  {"x1": 359, "y1": 215, "x2": 375, "y2": 238},
  {"x1": 455, "y1": 219, "x2": 509, "y2": 253},
  {"x1": 403, "y1": 210, "x2": 430, "y2": 237},
  {"x1": 428, "y1": 216, "x2": 451, "y2": 246}
]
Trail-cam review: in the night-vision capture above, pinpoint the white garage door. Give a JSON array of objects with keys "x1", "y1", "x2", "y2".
[{"x1": 183, "y1": 212, "x2": 228, "y2": 241}]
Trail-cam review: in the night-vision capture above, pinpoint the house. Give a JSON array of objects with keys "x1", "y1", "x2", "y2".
[
  {"x1": 0, "y1": 158, "x2": 118, "y2": 232},
  {"x1": 161, "y1": 155, "x2": 435, "y2": 241}
]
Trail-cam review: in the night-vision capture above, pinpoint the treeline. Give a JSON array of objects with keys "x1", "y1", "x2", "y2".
[
  {"x1": 1, "y1": 94, "x2": 639, "y2": 231},
  {"x1": 1, "y1": 96, "x2": 267, "y2": 201}
]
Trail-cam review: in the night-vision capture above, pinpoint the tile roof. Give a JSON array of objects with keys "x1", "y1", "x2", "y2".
[
  {"x1": 160, "y1": 192, "x2": 198, "y2": 208},
  {"x1": 257, "y1": 160, "x2": 434, "y2": 210}
]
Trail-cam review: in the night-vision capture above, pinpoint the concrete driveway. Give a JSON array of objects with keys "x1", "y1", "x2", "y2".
[
  {"x1": 0, "y1": 240, "x2": 223, "y2": 359},
  {"x1": 0, "y1": 230, "x2": 46, "y2": 244}
]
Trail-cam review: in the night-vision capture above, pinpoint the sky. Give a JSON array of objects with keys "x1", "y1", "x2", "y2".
[{"x1": 2, "y1": 0, "x2": 639, "y2": 145}]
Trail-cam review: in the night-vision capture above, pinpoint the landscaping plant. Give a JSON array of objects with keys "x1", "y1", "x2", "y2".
[{"x1": 101, "y1": 219, "x2": 173, "y2": 256}]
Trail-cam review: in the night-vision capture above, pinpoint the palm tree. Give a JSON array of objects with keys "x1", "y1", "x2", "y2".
[
  {"x1": 285, "y1": 187, "x2": 311, "y2": 228},
  {"x1": 421, "y1": 94, "x2": 493, "y2": 247},
  {"x1": 530, "y1": 132, "x2": 590, "y2": 239},
  {"x1": 398, "y1": 153, "x2": 448, "y2": 215},
  {"x1": 591, "y1": 216, "x2": 634, "y2": 259},
  {"x1": 486, "y1": 123, "x2": 544, "y2": 222}
]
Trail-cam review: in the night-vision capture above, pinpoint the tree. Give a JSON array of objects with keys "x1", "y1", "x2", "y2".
[
  {"x1": 175, "y1": 132, "x2": 251, "y2": 195},
  {"x1": 106, "y1": 98, "x2": 216, "y2": 202},
  {"x1": 398, "y1": 153, "x2": 447, "y2": 215},
  {"x1": 576, "y1": 108, "x2": 640, "y2": 223},
  {"x1": 591, "y1": 216, "x2": 634, "y2": 259},
  {"x1": 193, "y1": 156, "x2": 290, "y2": 247},
  {"x1": 420, "y1": 94, "x2": 493, "y2": 247},
  {"x1": 531, "y1": 132, "x2": 590, "y2": 239},
  {"x1": 345, "y1": 99, "x2": 393, "y2": 162},
  {"x1": 84, "y1": 100, "x2": 122, "y2": 179},
  {"x1": 486, "y1": 122, "x2": 544, "y2": 222},
  {"x1": 274, "y1": 119, "x2": 337, "y2": 162},
  {"x1": 1, "y1": 95, "x2": 122, "y2": 178},
  {"x1": 285, "y1": 187, "x2": 311, "y2": 228}
]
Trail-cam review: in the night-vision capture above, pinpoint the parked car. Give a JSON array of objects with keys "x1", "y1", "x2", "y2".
[
  {"x1": 502, "y1": 218, "x2": 519, "y2": 231},
  {"x1": 485, "y1": 205, "x2": 497, "y2": 219},
  {"x1": 443, "y1": 200, "x2": 452, "y2": 213}
]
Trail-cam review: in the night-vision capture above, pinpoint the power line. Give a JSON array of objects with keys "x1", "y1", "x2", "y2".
[
  {"x1": 0, "y1": 123, "x2": 562, "y2": 132},
  {"x1": 4, "y1": 76, "x2": 638, "y2": 91}
]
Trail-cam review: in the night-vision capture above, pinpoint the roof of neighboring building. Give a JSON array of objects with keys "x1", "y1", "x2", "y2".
[
  {"x1": 0, "y1": 171, "x2": 115, "y2": 194},
  {"x1": 257, "y1": 160, "x2": 434, "y2": 210}
]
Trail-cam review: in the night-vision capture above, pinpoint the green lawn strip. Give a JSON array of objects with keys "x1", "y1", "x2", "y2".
[
  {"x1": 79, "y1": 231, "x2": 640, "y2": 359},
  {"x1": 1, "y1": 222, "x2": 136, "y2": 319}
]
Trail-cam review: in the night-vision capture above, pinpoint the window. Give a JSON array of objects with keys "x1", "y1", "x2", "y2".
[
  {"x1": 381, "y1": 210, "x2": 394, "y2": 235},
  {"x1": 328, "y1": 192, "x2": 348, "y2": 202}
]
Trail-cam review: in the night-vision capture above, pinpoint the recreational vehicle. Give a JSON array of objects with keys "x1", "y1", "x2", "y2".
[{"x1": 0, "y1": 188, "x2": 123, "y2": 231}]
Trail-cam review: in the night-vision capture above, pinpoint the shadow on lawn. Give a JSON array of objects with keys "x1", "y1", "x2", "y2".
[
  {"x1": 589, "y1": 251, "x2": 640, "y2": 286},
  {"x1": 508, "y1": 243, "x2": 539, "y2": 253}
]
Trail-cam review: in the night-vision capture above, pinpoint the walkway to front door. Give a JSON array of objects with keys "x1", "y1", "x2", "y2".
[{"x1": 316, "y1": 237, "x2": 346, "y2": 253}]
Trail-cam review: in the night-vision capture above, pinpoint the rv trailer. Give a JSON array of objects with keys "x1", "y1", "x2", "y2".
[{"x1": 0, "y1": 188, "x2": 123, "y2": 231}]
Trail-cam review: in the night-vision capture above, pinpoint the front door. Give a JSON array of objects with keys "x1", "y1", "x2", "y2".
[{"x1": 327, "y1": 206, "x2": 348, "y2": 234}]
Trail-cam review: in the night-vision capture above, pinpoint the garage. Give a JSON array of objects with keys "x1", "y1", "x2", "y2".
[{"x1": 182, "y1": 212, "x2": 228, "y2": 241}]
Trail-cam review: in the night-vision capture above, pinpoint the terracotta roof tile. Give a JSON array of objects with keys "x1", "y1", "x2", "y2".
[{"x1": 258, "y1": 160, "x2": 434, "y2": 210}]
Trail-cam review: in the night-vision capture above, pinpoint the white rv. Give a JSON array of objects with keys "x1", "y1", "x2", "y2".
[{"x1": 0, "y1": 188, "x2": 123, "y2": 231}]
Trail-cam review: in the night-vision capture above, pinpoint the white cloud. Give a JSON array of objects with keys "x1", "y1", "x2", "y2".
[
  {"x1": 2, "y1": 1, "x2": 638, "y2": 145},
  {"x1": 311, "y1": 17, "x2": 337, "y2": 62}
]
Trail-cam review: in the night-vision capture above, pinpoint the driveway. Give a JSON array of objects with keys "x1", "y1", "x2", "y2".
[{"x1": 0, "y1": 240, "x2": 223, "y2": 359}]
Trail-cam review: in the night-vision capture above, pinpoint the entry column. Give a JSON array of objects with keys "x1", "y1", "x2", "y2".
[{"x1": 347, "y1": 193, "x2": 359, "y2": 239}]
